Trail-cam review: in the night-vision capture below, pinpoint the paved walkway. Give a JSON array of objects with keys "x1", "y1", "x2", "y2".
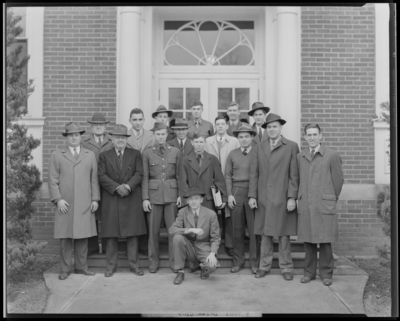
[{"x1": 43, "y1": 257, "x2": 369, "y2": 315}]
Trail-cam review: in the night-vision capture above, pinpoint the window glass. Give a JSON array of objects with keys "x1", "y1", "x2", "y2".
[{"x1": 168, "y1": 87, "x2": 201, "y2": 121}]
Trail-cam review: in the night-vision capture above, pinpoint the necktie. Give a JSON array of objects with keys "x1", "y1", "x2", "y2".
[
  {"x1": 243, "y1": 148, "x2": 247, "y2": 156},
  {"x1": 196, "y1": 154, "x2": 202, "y2": 166},
  {"x1": 118, "y1": 150, "x2": 123, "y2": 168},
  {"x1": 311, "y1": 149, "x2": 315, "y2": 159},
  {"x1": 258, "y1": 127, "x2": 262, "y2": 139},
  {"x1": 179, "y1": 140, "x2": 183, "y2": 150},
  {"x1": 195, "y1": 122, "x2": 199, "y2": 129},
  {"x1": 98, "y1": 138, "x2": 102, "y2": 148},
  {"x1": 194, "y1": 212, "x2": 198, "y2": 228},
  {"x1": 160, "y1": 146, "x2": 165, "y2": 155},
  {"x1": 74, "y1": 148, "x2": 79, "y2": 160}
]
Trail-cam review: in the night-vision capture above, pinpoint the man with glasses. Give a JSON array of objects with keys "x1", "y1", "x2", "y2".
[
  {"x1": 82, "y1": 113, "x2": 114, "y2": 255},
  {"x1": 187, "y1": 100, "x2": 215, "y2": 139},
  {"x1": 98, "y1": 124, "x2": 147, "y2": 277},
  {"x1": 169, "y1": 186, "x2": 221, "y2": 285},
  {"x1": 297, "y1": 124, "x2": 344, "y2": 286}
]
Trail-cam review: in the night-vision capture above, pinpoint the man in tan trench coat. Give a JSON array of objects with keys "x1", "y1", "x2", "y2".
[
  {"x1": 249, "y1": 113, "x2": 299, "y2": 281},
  {"x1": 297, "y1": 124, "x2": 344, "y2": 286},
  {"x1": 49, "y1": 122, "x2": 100, "y2": 280}
]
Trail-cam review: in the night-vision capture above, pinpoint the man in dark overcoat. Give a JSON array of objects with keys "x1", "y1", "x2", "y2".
[
  {"x1": 297, "y1": 124, "x2": 344, "y2": 286},
  {"x1": 179, "y1": 133, "x2": 227, "y2": 212},
  {"x1": 98, "y1": 124, "x2": 147, "y2": 277},
  {"x1": 48, "y1": 122, "x2": 99, "y2": 280},
  {"x1": 142, "y1": 122, "x2": 182, "y2": 273},
  {"x1": 82, "y1": 112, "x2": 114, "y2": 255},
  {"x1": 249, "y1": 113, "x2": 299, "y2": 281}
]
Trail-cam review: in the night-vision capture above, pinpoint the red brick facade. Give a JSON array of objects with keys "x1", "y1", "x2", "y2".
[{"x1": 32, "y1": 5, "x2": 387, "y2": 256}]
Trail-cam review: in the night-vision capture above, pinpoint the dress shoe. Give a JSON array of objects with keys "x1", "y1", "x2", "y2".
[
  {"x1": 322, "y1": 278, "x2": 333, "y2": 286},
  {"x1": 74, "y1": 269, "x2": 95, "y2": 276},
  {"x1": 283, "y1": 272, "x2": 293, "y2": 281},
  {"x1": 171, "y1": 268, "x2": 179, "y2": 273},
  {"x1": 58, "y1": 271, "x2": 70, "y2": 280},
  {"x1": 173, "y1": 272, "x2": 185, "y2": 285},
  {"x1": 301, "y1": 276, "x2": 316, "y2": 283},
  {"x1": 104, "y1": 270, "x2": 114, "y2": 277},
  {"x1": 251, "y1": 267, "x2": 258, "y2": 274},
  {"x1": 149, "y1": 267, "x2": 158, "y2": 273},
  {"x1": 230, "y1": 266, "x2": 242, "y2": 273},
  {"x1": 188, "y1": 266, "x2": 201, "y2": 273},
  {"x1": 200, "y1": 267, "x2": 210, "y2": 279},
  {"x1": 130, "y1": 267, "x2": 144, "y2": 276},
  {"x1": 255, "y1": 270, "x2": 269, "y2": 278},
  {"x1": 225, "y1": 247, "x2": 234, "y2": 257}
]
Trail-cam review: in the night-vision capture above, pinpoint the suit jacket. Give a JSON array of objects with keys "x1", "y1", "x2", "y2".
[
  {"x1": 167, "y1": 137, "x2": 194, "y2": 157},
  {"x1": 48, "y1": 146, "x2": 99, "y2": 239},
  {"x1": 252, "y1": 123, "x2": 268, "y2": 144},
  {"x1": 169, "y1": 205, "x2": 221, "y2": 254},
  {"x1": 179, "y1": 151, "x2": 227, "y2": 210},
  {"x1": 98, "y1": 148, "x2": 147, "y2": 237},
  {"x1": 126, "y1": 128, "x2": 154, "y2": 153},
  {"x1": 297, "y1": 145, "x2": 344, "y2": 243},
  {"x1": 226, "y1": 121, "x2": 244, "y2": 137},
  {"x1": 142, "y1": 144, "x2": 181, "y2": 204},
  {"x1": 205, "y1": 135, "x2": 241, "y2": 176}
]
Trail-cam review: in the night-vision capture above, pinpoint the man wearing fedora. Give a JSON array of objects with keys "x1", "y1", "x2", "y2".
[
  {"x1": 48, "y1": 122, "x2": 99, "y2": 280},
  {"x1": 97, "y1": 124, "x2": 147, "y2": 277},
  {"x1": 187, "y1": 100, "x2": 215, "y2": 139},
  {"x1": 225, "y1": 123, "x2": 260, "y2": 274},
  {"x1": 82, "y1": 112, "x2": 114, "y2": 255},
  {"x1": 248, "y1": 102, "x2": 270, "y2": 144},
  {"x1": 249, "y1": 113, "x2": 299, "y2": 281},
  {"x1": 297, "y1": 124, "x2": 344, "y2": 286},
  {"x1": 152, "y1": 105, "x2": 176, "y2": 142},
  {"x1": 226, "y1": 101, "x2": 246, "y2": 137},
  {"x1": 127, "y1": 108, "x2": 155, "y2": 153},
  {"x1": 142, "y1": 122, "x2": 182, "y2": 273},
  {"x1": 167, "y1": 118, "x2": 194, "y2": 158},
  {"x1": 169, "y1": 186, "x2": 221, "y2": 285},
  {"x1": 205, "y1": 116, "x2": 240, "y2": 257}
]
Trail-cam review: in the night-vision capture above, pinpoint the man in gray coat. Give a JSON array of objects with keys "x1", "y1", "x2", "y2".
[{"x1": 297, "y1": 124, "x2": 344, "y2": 286}]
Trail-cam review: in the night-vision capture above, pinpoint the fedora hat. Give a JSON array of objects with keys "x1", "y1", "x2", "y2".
[
  {"x1": 171, "y1": 118, "x2": 189, "y2": 129},
  {"x1": 87, "y1": 112, "x2": 110, "y2": 124},
  {"x1": 261, "y1": 113, "x2": 287, "y2": 128},
  {"x1": 152, "y1": 105, "x2": 173, "y2": 118},
  {"x1": 109, "y1": 124, "x2": 131, "y2": 137},
  {"x1": 183, "y1": 186, "x2": 206, "y2": 198},
  {"x1": 150, "y1": 122, "x2": 168, "y2": 132},
  {"x1": 247, "y1": 102, "x2": 271, "y2": 117},
  {"x1": 62, "y1": 122, "x2": 85, "y2": 136},
  {"x1": 233, "y1": 123, "x2": 257, "y2": 137}
]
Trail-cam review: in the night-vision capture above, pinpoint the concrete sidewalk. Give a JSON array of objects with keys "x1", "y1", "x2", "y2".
[{"x1": 43, "y1": 257, "x2": 369, "y2": 315}]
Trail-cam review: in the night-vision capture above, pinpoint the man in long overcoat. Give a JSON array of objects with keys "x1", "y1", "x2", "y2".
[
  {"x1": 249, "y1": 113, "x2": 299, "y2": 281},
  {"x1": 98, "y1": 124, "x2": 147, "y2": 277},
  {"x1": 48, "y1": 122, "x2": 99, "y2": 280},
  {"x1": 82, "y1": 112, "x2": 114, "y2": 255},
  {"x1": 297, "y1": 124, "x2": 344, "y2": 286}
]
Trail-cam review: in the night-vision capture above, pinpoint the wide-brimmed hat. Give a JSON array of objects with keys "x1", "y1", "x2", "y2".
[
  {"x1": 183, "y1": 186, "x2": 206, "y2": 198},
  {"x1": 171, "y1": 118, "x2": 189, "y2": 129},
  {"x1": 151, "y1": 122, "x2": 168, "y2": 132},
  {"x1": 247, "y1": 102, "x2": 271, "y2": 117},
  {"x1": 109, "y1": 124, "x2": 131, "y2": 137},
  {"x1": 152, "y1": 105, "x2": 173, "y2": 118},
  {"x1": 62, "y1": 122, "x2": 85, "y2": 136},
  {"x1": 261, "y1": 113, "x2": 287, "y2": 128},
  {"x1": 87, "y1": 112, "x2": 110, "y2": 124},
  {"x1": 233, "y1": 123, "x2": 257, "y2": 137}
]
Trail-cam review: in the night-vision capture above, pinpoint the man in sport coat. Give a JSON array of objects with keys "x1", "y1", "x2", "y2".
[
  {"x1": 249, "y1": 113, "x2": 299, "y2": 281},
  {"x1": 48, "y1": 122, "x2": 99, "y2": 280},
  {"x1": 167, "y1": 118, "x2": 194, "y2": 157},
  {"x1": 169, "y1": 186, "x2": 221, "y2": 285},
  {"x1": 82, "y1": 112, "x2": 114, "y2": 255},
  {"x1": 297, "y1": 124, "x2": 344, "y2": 286},
  {"x1": 142, "y1": 122, "x2": 182, "y2": 273},
  {"x1": 98, "y1": 124, "x2": 147, "y2": 277},
  {"x1": 226, "y1": 101, "x2": 246, "y2": 137},
  {"x1": 248, "y1": 102, "x2": 270, "y2": 144},
  {"x1": 127, "y1": 108, "x2": 155, "y2": 153}
]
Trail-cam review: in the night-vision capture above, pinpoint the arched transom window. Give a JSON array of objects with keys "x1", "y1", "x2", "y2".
[{"x1": 164, "y1": 20, "x2": 255, "y2": 66}]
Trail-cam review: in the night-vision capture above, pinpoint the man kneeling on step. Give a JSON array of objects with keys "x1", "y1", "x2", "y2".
[{"x1": 169, "y1": 186, "x2": 221, "y2": 285}]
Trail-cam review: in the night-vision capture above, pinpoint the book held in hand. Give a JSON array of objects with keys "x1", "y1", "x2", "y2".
[{"x1": 211, "y1": 185, "x2": 223, "y2": 208}]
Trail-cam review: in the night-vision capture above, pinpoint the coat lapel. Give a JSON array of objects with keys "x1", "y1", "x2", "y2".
[
  {"x1": 75, "y1": 147, "x2": 89, "y2": 165},
  {"x1": 120, "y1": 148, "x2": 132, "y2": 178},
  {"x1": 197, "y1": 206, "x2": 206, "y2": 229},
  {"x1": 142, "y1": 130, "x2": 153, "y2": 151},
  {"x1": 109, "y1": 149, "x2": 121, "y2": 174},
  {"x1": 62, "y1": 146, "x2": 76, "y2": 164},
  {"x1": 185, "y1": 207, "x2": 196, "y2": 228},
  {"x1": 209, "y1": 136, "x2": 220, "y2": 157},
  {"x1": 260, "y1": 139, "x2": 271, "y2": 163},
  {"x1": 188, "y1": 153, "x2": 200, "y2": 173},
  {"x1": 198, "y1": 152, "x2": 212, "y2": 177}
]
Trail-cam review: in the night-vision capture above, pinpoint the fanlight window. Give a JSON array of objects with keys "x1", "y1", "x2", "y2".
[{"x1": 164, "y1": 20, "x2": 255, "y2": 66}]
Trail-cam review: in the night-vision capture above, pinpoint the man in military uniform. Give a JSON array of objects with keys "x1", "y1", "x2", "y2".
[
  {"x1": 187, "y1": 100, "x2": 215, "y2": 139},
  {"x1": 142, "y1": 122, "x2": 182, "y2": 273}
]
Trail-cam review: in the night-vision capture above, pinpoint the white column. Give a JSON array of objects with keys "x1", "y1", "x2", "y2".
[
  {"x1": 275, "y1": 7, "x2": 300, "y2": 145},
  {"x1": 117, "y1": 7, "x2": 142, "y2": 127}
]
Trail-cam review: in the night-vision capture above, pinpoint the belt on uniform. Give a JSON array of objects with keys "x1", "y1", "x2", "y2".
[{"x1": 149, "y1": 174, "x2": 176, "y2": 181}]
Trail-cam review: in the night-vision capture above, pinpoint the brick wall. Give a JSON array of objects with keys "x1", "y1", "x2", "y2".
[
  {"x1": 301, "y1": 5, "x2": 375, "y2": 184},
  {"x1": 32, "y1": 7, "x2": 117, "y2": 254}
]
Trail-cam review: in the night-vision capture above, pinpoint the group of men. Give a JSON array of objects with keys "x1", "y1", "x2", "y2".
[{"x1": 48, "y1": 100, "x2": 344, "y2": 287}]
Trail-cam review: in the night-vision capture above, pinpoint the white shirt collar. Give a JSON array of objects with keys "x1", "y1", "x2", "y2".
[
  {"x1": 115, "y1": 148, "x2": 125, "y2": 155},
  {"x1": 310, "y1": 144, "x2": 321, "y2": 154},
  {"x1": 132, "y1": 128, "x2": 143, "y2": 137},
  {"x1": 69, "y1": 145, "x2": 80, "y2": 155},
  {"x1": 178, "y1": 137, "x2": 186, "y2": 145},
  {"x1": 241, "y1": 146, "x2": 252, "y2": 153},
  {"x1": 94, "y1": 135, "x2": 103, "y2": 143}
]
